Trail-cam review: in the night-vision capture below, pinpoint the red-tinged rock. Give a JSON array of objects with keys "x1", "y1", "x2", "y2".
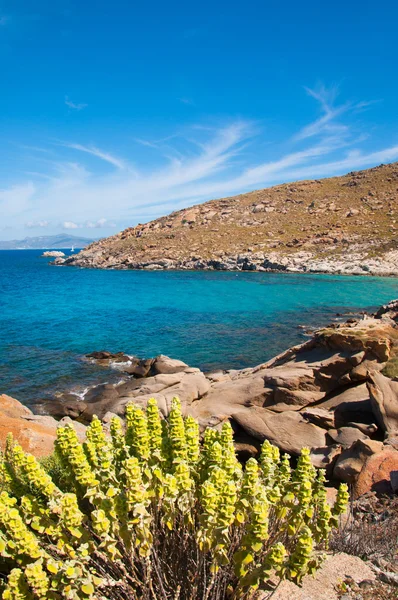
[
  {"x1": 354, "y1": 447, "x2": 398, "y2": 498},
  {"x1": 0, "y1": 394, "x2": 86, "y2": 458},
  {"x1": 0, "y1": 394, "x2": 32, "y2": 419}
]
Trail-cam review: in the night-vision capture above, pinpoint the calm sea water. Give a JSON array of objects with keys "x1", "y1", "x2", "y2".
[{"x1": 1, "y1": 249, "x2": 398, "y2": 407}]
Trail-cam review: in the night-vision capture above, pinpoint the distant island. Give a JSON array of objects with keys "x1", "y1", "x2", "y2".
[
  {"x1": 62, "y1": 162, "x2": 398, "y2": 276},
  {"x1": 0, "y1": 234, "x2": 97, "y2": 250}
]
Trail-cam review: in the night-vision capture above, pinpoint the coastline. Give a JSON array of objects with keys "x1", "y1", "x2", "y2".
[
  {"x1": 53, "y1": 249, "x2": 398, "y2": 277},
  {"x1": 2, "y1": 299, "x2": 398, "y2": 499}
]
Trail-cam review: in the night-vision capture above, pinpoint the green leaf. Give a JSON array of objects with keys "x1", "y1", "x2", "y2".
[{"x1": 81, "y1": 583, "x2": 95, "y2": 595}]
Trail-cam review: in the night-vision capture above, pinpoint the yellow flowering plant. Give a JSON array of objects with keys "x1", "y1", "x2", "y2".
[{"x1": 0, "y1": 397, "x2": 348, "y2": 600}]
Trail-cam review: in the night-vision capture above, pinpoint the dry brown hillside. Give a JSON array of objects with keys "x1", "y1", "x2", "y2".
[{"x1": 64, "y1": 162, "x2": 398, "y2": 275}]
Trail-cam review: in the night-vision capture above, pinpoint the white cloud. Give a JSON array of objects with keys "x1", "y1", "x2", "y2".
[
  {"x1": 1, "y1": 86, "x2": 397, "y2": 233},
  {"x1": 62, "y1": 221, "x2": 79, "y2": 229},
  {"x1": 65, "y1": 96, "x2": 88, "y2": 111},
  {"x1": 85, "y1": 218, "x2": 116, "y2": 228},
  {"x1": 25, "y1": 220, "x2": 50, "y2": 228}
]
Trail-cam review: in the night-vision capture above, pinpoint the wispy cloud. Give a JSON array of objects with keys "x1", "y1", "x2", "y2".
[
  {"x1": 1, "y1": 86, "x2": 397, "y2": 234},
  {"x1": 65, "y1": 96, "x2": 88, "y2": 111},
  {"x1": 0, "y1": 16, "x2": 9, "y2": 26},
  {"x1": 60, "y1": 143, "x2": 129, "y2": 171},
  {"x1": 293, "y1": 84, "x2": 352, "y2": 141}
]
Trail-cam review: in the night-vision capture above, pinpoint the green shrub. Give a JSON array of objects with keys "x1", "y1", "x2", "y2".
[
  {"x1": 382, "y1": 356, "x2": 398, "y2": 379},
  {"x1": 0, "y1": 397, "x2": 348, "y2": 599}
]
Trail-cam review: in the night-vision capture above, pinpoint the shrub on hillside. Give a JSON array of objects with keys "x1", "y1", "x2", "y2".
[{"x1": 0, "y1": 398, "x2": 348, "y2": 599}]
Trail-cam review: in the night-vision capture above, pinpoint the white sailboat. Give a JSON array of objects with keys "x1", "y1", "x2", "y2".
[{"x1": 71, "y1": 245, "x2": 75, "y2": 253}]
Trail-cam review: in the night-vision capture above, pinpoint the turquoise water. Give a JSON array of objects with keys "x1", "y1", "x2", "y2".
[{"x1": 1, "y1": 250, "x2": 398, "y2": 407}]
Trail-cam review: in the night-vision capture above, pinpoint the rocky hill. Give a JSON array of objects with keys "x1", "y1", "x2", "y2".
[{"x1": 62, "y1": 162, "x2": 398, "y2": 275}]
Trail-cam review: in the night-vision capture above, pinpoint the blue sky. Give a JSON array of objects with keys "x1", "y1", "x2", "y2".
[{"x1": 1, "y1": 0, "x2": 398, "y2": 240}]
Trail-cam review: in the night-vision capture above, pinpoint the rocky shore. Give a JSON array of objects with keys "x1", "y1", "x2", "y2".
[
  {"x1": 3, "y1": 299, "x2": 398, "y2": 499},
  {"x1": 54, "y1": 247, "x2": 398, "y2": 276}
]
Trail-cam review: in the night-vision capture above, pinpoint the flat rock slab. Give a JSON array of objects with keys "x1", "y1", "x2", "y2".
[
  {"x1": 327, "y1": 427, "x2": 369, "y2": 448},
  {"x1": 266, "y1": 552, "x2": 375, "y2": 600},
  {"x1": 231, "y1": 408, "x2": 327, "y2": 455}
]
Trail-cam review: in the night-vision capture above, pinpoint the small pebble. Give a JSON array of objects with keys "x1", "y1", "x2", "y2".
[{"x1": 358, "y1": 579, "x2": 374, "y2": 589}]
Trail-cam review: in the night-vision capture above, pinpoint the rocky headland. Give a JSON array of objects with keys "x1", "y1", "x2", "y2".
[
  {"x1": 3, "y1": 299, "x2": 398, "y2": 499},
  {"x1": 56, "y1": 162, "x2": 398, "y2": 275}
]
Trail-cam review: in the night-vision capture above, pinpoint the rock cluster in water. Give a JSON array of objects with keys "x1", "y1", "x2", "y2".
[{"x1": 42, "y1": 250, "x2": 65, "y2": 258}]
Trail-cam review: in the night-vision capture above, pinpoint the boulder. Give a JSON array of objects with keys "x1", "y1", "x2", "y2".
[
  {"x1": 149, "y1": 355, "x2": 189, "y2": 375},
  {"x1": 327, "y1": 427, "x2": 369, "y2": 448},
  {"x1": 309, "y1": 445, "x2": 342, "y2": 476},
  {"x1": 84, "y1": 383, "x2": 119, "y2": 405},
  {"x1": 231, "y1": 408, "x2": 327, "y2": 455},
  {"x1": 349, "y1": 358, "x2": 383, "y2": 381},
  {"x1": 0, "y1": 394, "x2": 32, "y2": 419},
  {"x1": 333, "y1": 438, "x2": 384, "y2": 484},
  {"x1": 191, "y1": 374, "x2": 272, "y2": 427},
  {"x1": 86, "y1": 351, "x2": 112, "y2": 360},
  {"x1": 301, "y1": 407, "x2": 335, "y2": 429},
  {"x1": 262, "y1": 366, "x2": 317, "y2": 391},
  {"x1": 316, "y1": 383, "x2": 374, "y2": 427},
  {"x1": 125, "y1": 358, "x2": 154, "y2": 377},
  {"x1": 120, "y1": 373, "x2": 186, "y2": 397},
  {"x1": 367, "y1": 371, "x2": 398, "y2": 439},
  {"x1": 233, "y1": 432, "x2": 261, "y2": 461},
  {"x1": 345, "y1": 421, "x2": 378, "y2": 435},
  {"x1": 34, "y1": 395, "x2": 89, "y2": 420},
  {"x1": 375, "y1": 299, "x2": 398, "y2": 321},
  {"x1": 354, "y1": 447, "x2": 398, "y2": 497}
]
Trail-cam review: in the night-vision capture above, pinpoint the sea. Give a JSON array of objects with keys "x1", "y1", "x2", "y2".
[{"x1": 1, "y1": 249, "x2": 398, "y2": 408}]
